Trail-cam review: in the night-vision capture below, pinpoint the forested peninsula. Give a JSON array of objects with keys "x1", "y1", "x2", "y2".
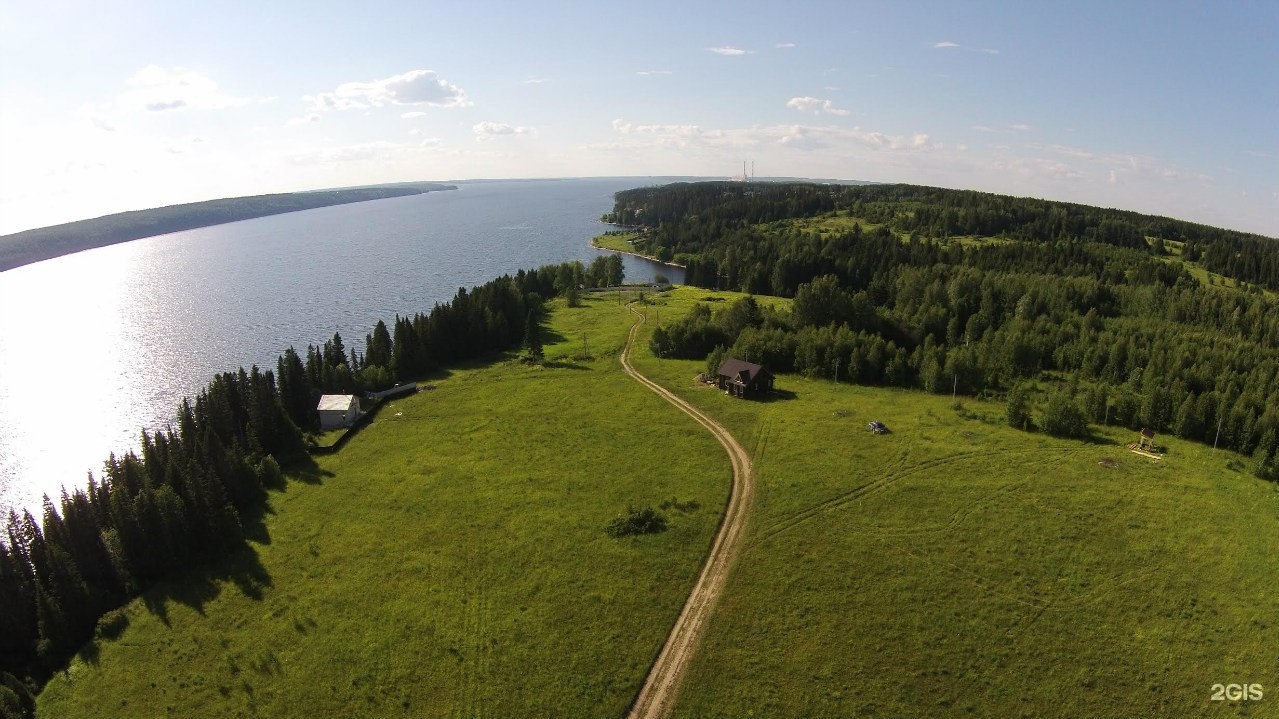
[{"x1": 0, "y1": 183, "x2": 455, "y2": 271}]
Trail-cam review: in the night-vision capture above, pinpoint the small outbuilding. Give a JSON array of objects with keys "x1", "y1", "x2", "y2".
[
  {"x1": 1137, "y1": 428, "x2": 1156, "y2": 451},
  {"x1": 317, "y1": 394, "x2": 360, "y2": 430},
  {"x1": 714, "y1": 358, "x2": 774, "y2": 399}
]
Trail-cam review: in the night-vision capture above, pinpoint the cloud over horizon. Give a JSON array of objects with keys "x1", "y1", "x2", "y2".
[
  {"x1": 307, "y1": 69, "x2": 470, "y2": 112},
  {"x1": 473, "y1": 121, "x2": 533, "y2": 140},
  {"x1": 121, "y1": 65, "x2": 252, "y2": 113},
  {"x1": 786, "y1": 96, "x2": 851, "y2": 116}
]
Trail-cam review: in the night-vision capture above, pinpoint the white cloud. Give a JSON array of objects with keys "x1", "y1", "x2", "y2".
[
  {"x1": 286, "y1": 113, "x2": 321, "y2": 126},
  {"x1": 636, "y1": 70, "x2": 673, "y2": 76},
  {"x1": 473, "y1": 121, "x2": 533, "y2": 140},
  {"x1": 775, "y1": 42, "x2": 796, "y2": 49},
  {"x1": 401, "y1": 111, "x2": 427, "y2": 119},
  {"x1": 306, "y1": 69, "x2": 469, "y2": 112},
  {"x1": 706, "y1": 46, "x2": 752, "y2": 56},
  {"x1": 972, "y1": 125, "x2": 993, "y2": 132},
  {"x1": 1010, "y1": 123, "x2": 1032, "y2": 131},
  {"x1": 786, "y1": 96, "x2": 850, "y2": 116},
  {"x1": 1109, "y1": 170, "x2": 1118, "y2": 185},
  {"x1": 933, "y1": 41, "x2": 999, "y2": 55},
  {"x1": 120, "y1": 65, "x2": 251, "y2": 112},
  {"x1": 522, "y1": 77, "x2": 551, "y2": 84},
  {"x1": 1045, "y1": 144, "x2": 1094, "y2": 160}
]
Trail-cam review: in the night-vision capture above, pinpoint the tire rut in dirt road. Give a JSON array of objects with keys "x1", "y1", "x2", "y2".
[{"x1": 621, "y1": 302, "x2": 754, "y2": 719}]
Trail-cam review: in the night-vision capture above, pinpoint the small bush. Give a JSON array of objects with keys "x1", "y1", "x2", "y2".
[
  {"x1": 606, "y1": 506, "x2": 668, "y2": 537},
  {"x1": 95, "y1": 608, "x2": 130, "y2": 641}
]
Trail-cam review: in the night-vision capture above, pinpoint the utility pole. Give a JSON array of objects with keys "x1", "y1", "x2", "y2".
[
  {"x1": 834, "y1": 359, "x2": 840, "y2": 383},
  {"x1": 582, "y1": 333, "x2": 589, "y2": 359},
  {"x1": 1104, "y1": 404, "x2": 1110, "y2": 426},
  {"x1": 952, "y1": 373, "x2": 958, "y2": 402},
  {"x1": 1214, "y1": 415, "x2": 1223, "y2": 451}
]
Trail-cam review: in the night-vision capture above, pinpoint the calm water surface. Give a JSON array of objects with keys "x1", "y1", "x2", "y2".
[{"x1": 0, "y1": 178, "x2": 682, "y2": 515}]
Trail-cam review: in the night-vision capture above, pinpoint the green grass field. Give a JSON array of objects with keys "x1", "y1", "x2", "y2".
[
  {"x1": 37, "y1": 292, "x2": 731, "y2": 718},
  {"x1": 38, "y1": 285, "x2": 1279, "y2": 718},
  {"x1": 628, "y1": 289, "x2": 1279, "y2": 719},
  {"x1": 759, "y1": 211, "x2": 898, "y2": 240},
  {"x1": 591, "y1": 231, "x2": 644, "y2": 254}
]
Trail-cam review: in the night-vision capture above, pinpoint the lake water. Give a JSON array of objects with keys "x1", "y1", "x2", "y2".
[{"x1": 0, "y1": 178, "x2": 683, "y2": 516}]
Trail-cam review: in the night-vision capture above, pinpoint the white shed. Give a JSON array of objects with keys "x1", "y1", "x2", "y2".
[{"x1": 317, "y1": 394, "x2": 359, "y2": 430}]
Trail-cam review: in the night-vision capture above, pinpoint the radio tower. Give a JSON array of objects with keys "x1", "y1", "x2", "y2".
[
  {"x1": 743, "y1": 160, "x2": 748, "y2": 183},
  {"x1": 751, "y1": 161, "x2": 755, "y2": 181}
]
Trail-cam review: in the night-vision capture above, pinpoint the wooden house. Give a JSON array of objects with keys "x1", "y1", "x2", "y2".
[{"x1": 714, "y1": 358, "x2": 774, "y2": 399}]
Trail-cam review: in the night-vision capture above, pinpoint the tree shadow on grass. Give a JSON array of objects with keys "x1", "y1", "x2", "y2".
[
  {"x1": 142, "y1": 545, "x2": 272, "y2": 627},
  {"x1": 758, "y1": 389, "x2": 799, "y2": 402},
  {"x1": 287, "y1": 454, "x2": 334, "y2": 486},
  {"x1": 541, "y1": 360, "x2": 592, "y2": 370},
  {"x1": 540, "y1": 327, "x2": 569, "y2": 347},
  {"x1": 240, "y1": 499, "x2": 275, "y2": 546},
  {"x1": 76, "y1": 639, "x2": 101, "y2": 666}
]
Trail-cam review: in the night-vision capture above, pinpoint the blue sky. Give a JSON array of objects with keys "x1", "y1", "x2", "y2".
[{"x1": 1, "y1": 1, "x2": 1275, "y2": 236}]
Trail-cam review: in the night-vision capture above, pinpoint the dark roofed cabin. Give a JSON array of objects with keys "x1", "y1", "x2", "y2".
[{"x1": 714, "y1": 358, "x2": 774, "y2": 399}]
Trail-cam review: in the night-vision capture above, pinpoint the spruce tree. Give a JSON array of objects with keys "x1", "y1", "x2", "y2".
[{"x1": 523, "y1": 310, "x2": 543, "y2": 363}]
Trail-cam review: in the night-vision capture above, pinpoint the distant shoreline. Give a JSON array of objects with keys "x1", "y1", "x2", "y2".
[{"x1": 0, "y1": 184, "x2": 456, "y2": 272}]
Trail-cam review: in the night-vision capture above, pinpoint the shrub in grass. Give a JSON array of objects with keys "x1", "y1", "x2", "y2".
[
  {"x1": 606, "y1": 506, "x2": 668, "y2": 537},
  {"x1": 95, "y1": 609, "x2": 129, "y2": 641},
  {"x1": 1041, "y1": 392, "x2": 1088, "y2": 438}
]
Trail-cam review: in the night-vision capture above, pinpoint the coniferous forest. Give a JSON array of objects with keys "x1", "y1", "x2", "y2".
[
  {"x1": 0, "y1": 260, "x2": 593, "y2": 711},
  {"x1": 617, "y1": 181, "x2": 1279, "y2": 473}
]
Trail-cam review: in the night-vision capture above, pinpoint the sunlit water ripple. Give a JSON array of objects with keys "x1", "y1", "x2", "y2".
[{"x1": 0, "y1": 178, "x2": 682, "y2": 516}]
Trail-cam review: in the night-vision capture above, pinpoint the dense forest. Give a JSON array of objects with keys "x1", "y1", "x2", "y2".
[
  {"x1": 621, "y1": 181, "x2": 1279, "y2": 477},
  {"x1": 0, "y1": 259, "x2": 598, "y2": 714},
  {"x1": 0, "y1": 183, "x2": 455, "y2": 272}
]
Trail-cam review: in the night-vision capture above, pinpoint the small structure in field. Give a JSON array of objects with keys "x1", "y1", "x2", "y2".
[
  {"x1": 317, "y1": 394, "x2": 360, "y2": 430},
  {"x1": 714, "y1": 358, "x2": 774, "y2": 399},
  {"x1": 868, "y1": 420, "x2": 890, "y2": 435},
  {"x1": 1126, "y1": 428, "x2": 1163, "y2": 461},
  {"x1": 1137, "y1": 428, "x2": 1156, "y2": 451}
]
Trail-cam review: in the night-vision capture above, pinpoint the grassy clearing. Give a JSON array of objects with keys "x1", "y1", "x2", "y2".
[
  {"x1": 760, "y1": 211, "x2": 898, "y2": 240},
  {"x1": 631, "y1": 287, "x2": 1279, "y2": 719},
  {"x1": 37, "y1": 291, "x2": 730, "y2": 718},
  {"x1": 591, "y1": 231, "x2": 644, "y2": 254}
]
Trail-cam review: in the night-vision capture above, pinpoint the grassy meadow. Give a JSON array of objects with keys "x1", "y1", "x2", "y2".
[
  {"x1": 590, "y1": 231, "x2": 643, "y2": 254},
  {"x1": 630, "y1": 288, "x2": 1279, "y2": 719},
  {"x1": 36, "y1": 284, "x2": 1279, "y2": 718},
  {"x1": 37, "y1": 290, "x2": 731, "y2": 718}
]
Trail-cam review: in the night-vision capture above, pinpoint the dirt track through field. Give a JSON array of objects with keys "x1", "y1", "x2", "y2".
[{"x1": 621, "y1": 302, "x2": 754, "y2": 719}]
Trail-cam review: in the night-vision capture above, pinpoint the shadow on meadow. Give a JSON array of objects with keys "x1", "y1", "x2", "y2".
[
  {"x1": 758, "y1": 388, "x2": 799, "y2": 403},
  {"x1": 141, "y1": 545, "x2": 273, "y2": 627}
]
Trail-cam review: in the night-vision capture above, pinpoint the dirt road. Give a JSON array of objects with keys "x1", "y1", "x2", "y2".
[{"x1": 621, "y1": 303, "x2": 754, "y2": 719}]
